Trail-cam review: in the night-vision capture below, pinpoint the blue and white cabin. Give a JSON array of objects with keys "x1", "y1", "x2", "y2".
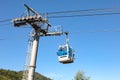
[
  {"x1": 57, "y1": 44, "x2": 75, "y2": 64},
  {"x1": 57, "y1": 32, "x2": 75, "y2": 64}
]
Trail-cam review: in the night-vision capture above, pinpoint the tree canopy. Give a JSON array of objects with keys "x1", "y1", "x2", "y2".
[
  {"x1": 0, "y1": 69, "x2": 52, "y2": 80},
  {"x1": 74, "y1": 70, "x2": 90, "y2": 80}
]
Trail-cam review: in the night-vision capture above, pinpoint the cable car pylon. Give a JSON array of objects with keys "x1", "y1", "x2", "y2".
[{"x1": 12, "y1": 4, "x2": 75, "y2": 80}]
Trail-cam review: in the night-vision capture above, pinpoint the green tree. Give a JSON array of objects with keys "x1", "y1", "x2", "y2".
[
  {"x1": 0, "y1": 69, "x2": 52, "y2": 80},
  {"x1": 74, "y1": 70, "x2": 90, "y2": 80}
]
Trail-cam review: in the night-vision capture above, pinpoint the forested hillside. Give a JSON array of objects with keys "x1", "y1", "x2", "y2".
[{"x1": 0, "y1": 69, "x2": 52, "y2": 80}]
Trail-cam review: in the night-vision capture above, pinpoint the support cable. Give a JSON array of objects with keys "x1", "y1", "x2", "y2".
[
  {"x1": 48, "y1": 12, "x2": 120, "y2": 18},
  {"x1": 1, "y1": 7, "x2": 120, "y2": 24},
  {"x1": 0, "y1": 23, "x2": 12, "y2": 26},
  {"x1": 46, "y1": 7, "x2": 120, "y2": 14},
  {"x1": 0, "y1": 19, "x2": 12, "y2": 23},
  {"x1": 1, "y1": 29, "x2": 120, "y2": 41}
]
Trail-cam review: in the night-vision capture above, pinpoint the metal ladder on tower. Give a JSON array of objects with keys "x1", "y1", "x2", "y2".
[{"x1": 22, "y1": 31, "x2": 34, "y2": 80}]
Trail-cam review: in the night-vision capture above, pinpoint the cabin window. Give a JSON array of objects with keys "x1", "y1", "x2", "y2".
[{"x1": 57, "y1": 46, "x2": 67, "y2": 56}]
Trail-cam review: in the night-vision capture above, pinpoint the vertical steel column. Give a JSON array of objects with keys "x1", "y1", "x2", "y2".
[{"x1": 28, "y1": 30, "x2": 40, "y2": 80}]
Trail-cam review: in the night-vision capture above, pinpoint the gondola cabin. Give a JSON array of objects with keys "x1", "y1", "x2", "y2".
[
  {"x1": 57, "y1": 32, "x2": 75, "y2": 64},
  {"x1": 57, "y1": 44, "x2": 75, "y2": 64}
]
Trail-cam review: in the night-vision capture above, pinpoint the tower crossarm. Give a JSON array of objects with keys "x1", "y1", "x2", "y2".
[
  {"x1": 12, "y1": 4, "x2": 51, "y2": 35},
  {"x1": 40, "y1": 32, "x2": 63, "y2": 36}
]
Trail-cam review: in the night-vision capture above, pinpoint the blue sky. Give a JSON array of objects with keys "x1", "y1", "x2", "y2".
[{"x1": 0, "y1": 0, "x2": 120, "y2": 80}]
